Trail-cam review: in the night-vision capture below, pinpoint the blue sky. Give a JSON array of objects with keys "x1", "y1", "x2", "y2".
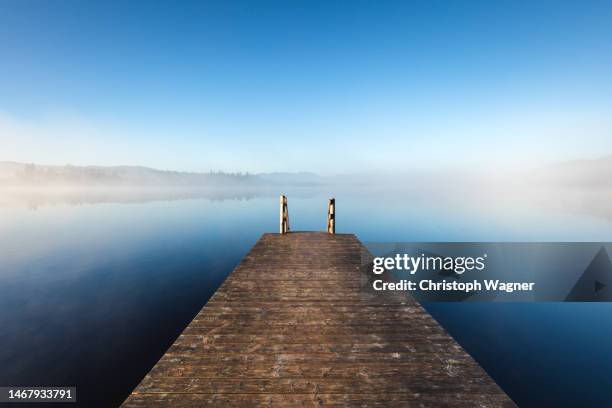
[{"x1": 1, "y1": 0, "x2": 611, "y2": 173}]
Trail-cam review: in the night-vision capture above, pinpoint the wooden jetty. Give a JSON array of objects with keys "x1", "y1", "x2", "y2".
[{"x1": 122, "y1": 198, "x2": 514, "y2": 407}]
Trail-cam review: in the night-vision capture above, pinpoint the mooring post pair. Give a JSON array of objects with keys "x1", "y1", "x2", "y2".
[{"x1": 279, "y1": 195, "x2": 335, "y2": 234}]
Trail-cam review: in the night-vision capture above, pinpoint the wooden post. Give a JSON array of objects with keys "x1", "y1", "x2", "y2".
[
  {"x1": 279, "y1": 195, "x2": 284, "y2": 233},
  {"x1": 280, "y1": 195, "x2": 289, "y2": 234},
  {"x1": 327, "y1": 198, "x2": 335, "y2": 234},
  {"x1": 284, "y1": 195, "x2": 289, "y2": 233}
]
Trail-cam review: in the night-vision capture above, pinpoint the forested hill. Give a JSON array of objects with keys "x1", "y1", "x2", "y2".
[{"x1": 0, "y1": 162, "x2": 322, "y2": 187}]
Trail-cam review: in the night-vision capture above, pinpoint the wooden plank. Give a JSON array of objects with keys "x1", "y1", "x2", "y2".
[
  {"x1": 121, "y1": 393, "x2": 513, "y2": 408},
  {"x1": 122, "y1": 232, "x2": 515, "y2": 407}
]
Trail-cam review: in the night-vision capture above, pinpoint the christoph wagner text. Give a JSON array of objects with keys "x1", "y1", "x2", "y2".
[{"x1": 372, "y1": 279, "x2": 535, "y2": 293}]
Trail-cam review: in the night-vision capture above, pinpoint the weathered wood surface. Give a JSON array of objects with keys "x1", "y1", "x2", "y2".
[{"x1": 122, "y1": 232, "x2": 514, "y2": 407}]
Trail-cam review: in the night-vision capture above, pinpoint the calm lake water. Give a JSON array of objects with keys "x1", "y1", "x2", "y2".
[{"x1": 1, "y1": 187, "x2": 612, "y2": 407}]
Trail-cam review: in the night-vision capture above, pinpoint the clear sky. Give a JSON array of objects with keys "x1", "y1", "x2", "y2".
[{"x1": 1, "y1": 0, "x2": 611, "y2": 174}]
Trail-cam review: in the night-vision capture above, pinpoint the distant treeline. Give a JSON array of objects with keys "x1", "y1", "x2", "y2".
[{"x1": 0, "y1": 162, "x2": 322, "y2": 187}]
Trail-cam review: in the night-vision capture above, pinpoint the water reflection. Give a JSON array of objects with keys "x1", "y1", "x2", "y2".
[{"x1": 2, "y1": 184, "x2": 612, "y2": 225}]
